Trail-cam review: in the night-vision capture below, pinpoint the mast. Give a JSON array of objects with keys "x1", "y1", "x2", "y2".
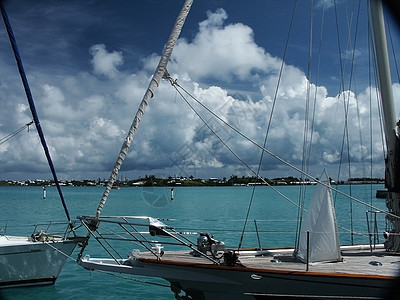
[
  {"x1": 1, "y1": 4, "x2": 74, "y2": 231},
  {"x1": 370, "y1": 0, "x2": 400, "y2": 252},
  {"x1": 94, "y1": 0, "x2": 193, "y2": 221}
]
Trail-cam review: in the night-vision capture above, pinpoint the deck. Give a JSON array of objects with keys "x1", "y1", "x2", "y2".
[{"x1": 136, "y1": 246, "x2": 400, "y2": 278}]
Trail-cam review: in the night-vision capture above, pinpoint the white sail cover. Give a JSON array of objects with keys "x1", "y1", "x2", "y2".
[
  {"x1": 94, "y1": 0, "x2": 193, "y2": 219},
  {"x1": 297, "y1": 171, "x2": 342, "y2": 263}
]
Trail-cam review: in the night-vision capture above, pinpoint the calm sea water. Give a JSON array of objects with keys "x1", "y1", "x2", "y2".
[{"x1": 0, "y1": 184, "x2": 387, "y2": 299}]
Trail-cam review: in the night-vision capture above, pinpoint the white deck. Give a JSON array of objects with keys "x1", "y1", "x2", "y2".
[
  {"x1": 133, "y1": 246, "x2": 400, "y2": 278},
  {"x1": 79, "y1": 246, "x2": 400, "y2": 299},
  {"x1": 80, "y1": 245, "x2": 400, "y2": 279}
]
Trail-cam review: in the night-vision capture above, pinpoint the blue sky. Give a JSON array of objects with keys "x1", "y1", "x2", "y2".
[{"x1": 0, "y1": 0, "x2": 399, "y2": 181}]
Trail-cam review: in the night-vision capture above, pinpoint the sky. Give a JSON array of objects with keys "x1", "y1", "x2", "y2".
[{"x1": 0, "y1": 0, "x2": 400, "y2": 182}]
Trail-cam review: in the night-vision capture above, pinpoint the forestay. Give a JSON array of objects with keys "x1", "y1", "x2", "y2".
[{"x1": 94, "y1": 0, "x2": 193, "y2": 220}]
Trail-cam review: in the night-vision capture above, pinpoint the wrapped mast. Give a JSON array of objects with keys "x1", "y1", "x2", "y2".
[{"x1": 95, "y1": 0, "x2": 193, "y2": 220}]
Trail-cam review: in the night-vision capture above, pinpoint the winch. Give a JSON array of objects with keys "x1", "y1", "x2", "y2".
[{"x1": 193, "y1": 233, "x2": 225, "y2": 256}]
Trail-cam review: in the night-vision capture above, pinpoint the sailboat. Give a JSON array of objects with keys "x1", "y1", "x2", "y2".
[
  {"x1": 77, "y1": 0, "x2": 400, "y2": 299},
  {"x1": 0, "y1": 5, "x2": 83, "y2": 288}
]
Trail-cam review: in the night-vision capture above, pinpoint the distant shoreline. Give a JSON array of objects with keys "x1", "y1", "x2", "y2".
[{"x1": 0, "y1": 176, "x2": 385, "y2": 187}]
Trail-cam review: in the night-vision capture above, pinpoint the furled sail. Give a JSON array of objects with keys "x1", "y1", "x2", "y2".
[
  {"x1": 94, "y1": 0, "x2": 193, "y2": 220},
  {"x1": 296, "y1": 170, "x2": 341, "y2": 263}
]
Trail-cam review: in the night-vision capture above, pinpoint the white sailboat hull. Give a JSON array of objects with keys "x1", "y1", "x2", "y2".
[
  {"x1": 0, "y1": 235, "x2": 77, "y2": 288},
  {"x1": 80, "y1": 246, "x2": 398, "y2": 299}
]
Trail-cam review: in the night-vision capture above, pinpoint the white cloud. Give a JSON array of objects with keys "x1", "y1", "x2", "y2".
[
  {"x1": 89, "y1": 117, "x2": 125, "y2": 139},
  {"x1": 315, "y1": 0, "x2": 335, "y2": 9},
  {"x1": 90, "y1": 44, "x2": 123, "y2": 78},
  {"x1": 0, "y1": 5, "x2": 396, "y2": 181},
  {"x1": 169, "y1": 8, "x2": 277, "y2": 82}
]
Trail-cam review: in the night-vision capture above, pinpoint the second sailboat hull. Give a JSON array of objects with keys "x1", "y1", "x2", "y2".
[
  {"x1": 79, "y1": 246, "x2": 398, "y2": 299},
  {"x1": 0, "y1": 235, "x2": 78, "y2": 288}
]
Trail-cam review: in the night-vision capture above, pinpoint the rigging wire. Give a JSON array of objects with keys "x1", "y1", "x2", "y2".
[
  {"x1": 341, "y1": 0, "x2": 354, "y2": 244},
  {"x1": 333, "y1": 0, "x2": 346, "y2": 192},
  {"x1": 237, "y1": 0, "x2": 299, "y2": 251},
  {"x1": 333, "y1": 0, "x2": 359, "y2": 245},
  {"x1": 295, "y1": 0, "x2": 314, "y2": 252},
  {"x1": 154, "y1": 1, "x2": 400, "y2": 252},
  {"x1": 165, "y1": 77, "x2": 400, "y2": 221},
  {"x1": 346, "y1": 0, "x2": 364, "y2": 245},
  {"x1": 89, "y1": 269, "x2": 170, "y2": 289},
  {"x1": 0, "y1": 4, "x2": 74, "y2": 233},
  {"x1": 352, "y1": 1, "x2": 377, "y2": 231},
  {"x1": 350, "y1": 1, "x2": 366, "y2": 245},
  {"x1": 0, "y1": 120, "x2": 33, "y2": 146},
  {"x1": 167, "y1": 77, "x2": 303, "y2": 211},
  {"x1": 368, "y1": 1, "x2": 374, "y2": 208}
]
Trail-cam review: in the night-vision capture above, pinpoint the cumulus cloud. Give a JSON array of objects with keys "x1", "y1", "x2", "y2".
[
  {"x1": 169, "y1": 8, "x2": 276, "y2": 82},
  {"x1": 90, "y1": 44, "x2": 123, "y2": 78},
  {"x1": 0, "y1": 5, "x2": 396, "y2": 181},
  {"x1": 315, "y1": 0, "x2": 335, "y2": 9}
]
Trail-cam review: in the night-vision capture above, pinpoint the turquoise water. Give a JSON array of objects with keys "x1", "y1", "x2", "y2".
[{"x1": 0, "y1": 184, "x2": 387, "y2": 299}]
